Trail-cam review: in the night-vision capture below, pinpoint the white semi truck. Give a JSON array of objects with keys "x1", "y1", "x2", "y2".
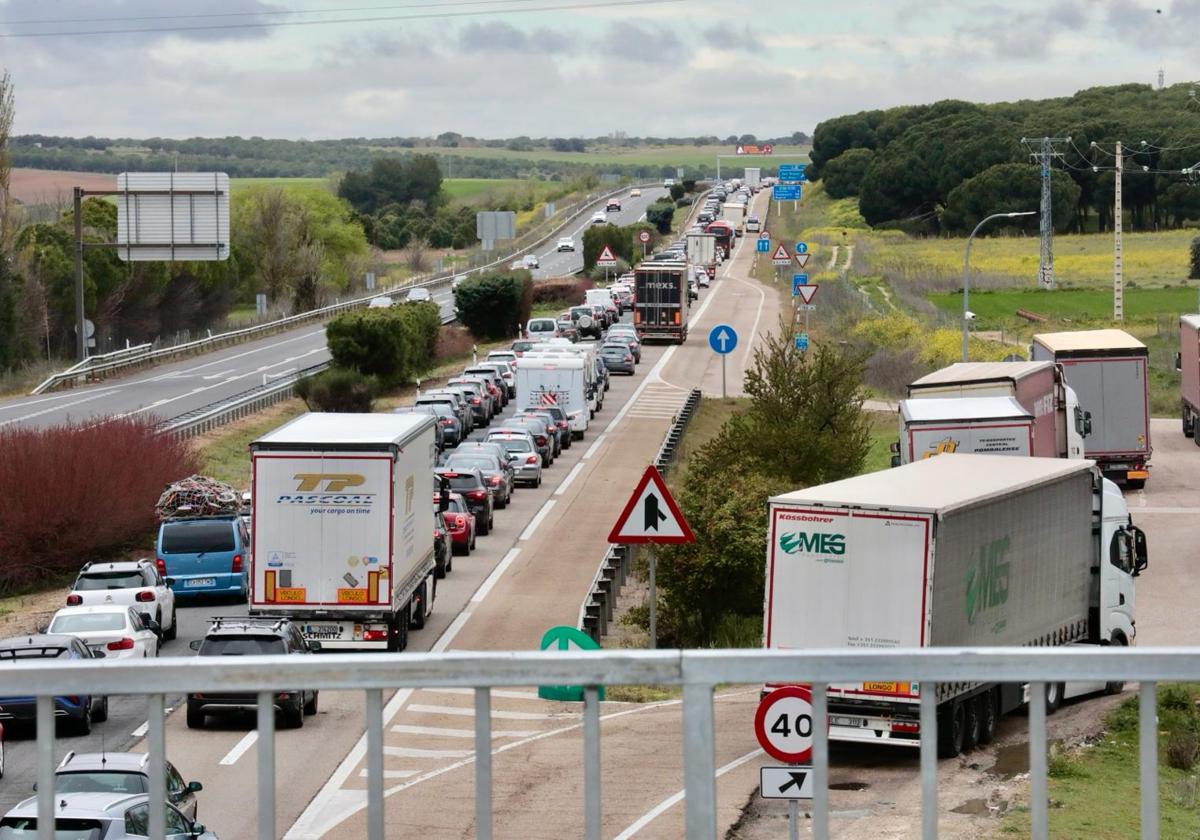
[
  {"x1": 895, "y1": 396, "x2": 1034, "y2": 464},
  {"x1": 764, "y1": 455, "x2": 1146, "y2": 757},
  {"x1": 249, "y1": 413, "x2": 438, "y2": 651}
]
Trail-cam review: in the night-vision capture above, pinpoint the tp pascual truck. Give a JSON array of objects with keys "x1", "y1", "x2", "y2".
[
  {"x1": 250, "y1": 413, "x2": 438, "y2": 651},
  {"x1": 906, "y1": 361, "x2": 1088, "y2": 459},
  {"x1": 895, "y1": 397, "x2": 1034, "y2": 465},
  {"x1": 764, "y1": 455, "x2": 1146, "y2": 757},
  {"x1": 1031, "y1": 329, "x2": 1151, "y2": 487},
  {"x1": 1178, "y1": 315, "x2": 1200, "y2": 440}
]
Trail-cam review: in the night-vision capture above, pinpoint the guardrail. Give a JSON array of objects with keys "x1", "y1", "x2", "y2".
[
  {"x1": 579, "y1": 387, "x2": 701, "y2": 640},
  {"x1": 32, "y1": 182, "x2": 654, "y2": 395},
  {"x1": 4, "y1": 646, "x2": 1180, "y2": 840}
]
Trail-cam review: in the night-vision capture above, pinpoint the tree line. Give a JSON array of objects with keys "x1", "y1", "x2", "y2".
[{"x1": 808, "y1": 83, "x2": 1200, "y2": 235}]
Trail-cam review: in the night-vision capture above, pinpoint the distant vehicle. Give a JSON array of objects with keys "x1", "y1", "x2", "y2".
[
  {"x1": 605, "y1": 332, "x2": 642, "y2": 363},
  {"x1": 695, "y1": 267, "x2": 711, "y2": 288},
  {"x1": 630, "y1": 188, "x2": 642, "y2": 197},
  {"x1": 443, "y1": 451, "x2": 513, "y2": 508},
  {"x1": 67, "y1": 559, "x2": 177, "y2": 641},
  {"x1": 663, "y1": 178, "x2": 676, "y2": 188},
  {"x1": 746, "y1": 216, "x2": 761, "y2": 233},
  {"x1": 635, "y1": 260, "x2": 690, "y2": 344},
  {"x1": 525, "y1": 317, "x2": 560, "y2": 340},
  {"x1": 569, "y1": 305, "x2": 602, "y2": 340},
  {"x1": 495, "y1": 419, "x2": 554, "y2": 467},
  {"x1": 187, "y1": 616, "x2": 320, "y2": 729},
  {"x1": 367, "y1": 296, "x2": 393, "y2": 309},
  {"x1": 48, "y1": 605, "x2": 160, "y2": 660},
  {"x1": 522, "y1": 254, "x2": 540, "y2": 269},
  {"x1": 606, "y1": 199, "x2": 622, "y2": 212},
  {"x1": 0, "y1": 792, "x2": 218, "y2": 840},
  {"x1": 590, "y1": 211, "x2": 608, "y2": 225},
  {"x1": 434, "y1": 468, "x2": 495, "y2": 535},
  {"x1": 484, "y1": 431, "x2": 543, "y2": 487},
  {"x1": 0, "y1": 634, "x2": 108, "y2": 734},
  {"x1": 556, "y1": 237, "x2": 576, "y2": 252},
  {"x1": 405, "y1": 286, "x2": 433, "y2": 303},
  {"x1": 600, "y1": 343, "x2": 636, "y2": 375},
  {"x1": 452, "y1": 274, "x2": 468, "y2": 289},
  {"x1": 394, "y1": 403, "x2": 460, "y2": 448},
  {"x1": 555, "y1": 314, "x2": 580, "y2": 343},
  {"x1": 54, "y1": 751, "x2": 203, "y2": 821},
  {"x1": 511, "y1": 339, "x2": 536, "y2": 356}
]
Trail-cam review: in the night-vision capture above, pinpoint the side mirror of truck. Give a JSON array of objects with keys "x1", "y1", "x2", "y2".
[
  {"x1": 1176, "y1": 352, "x2": 1182, "y2": 373},
  {"x1": 889, "y1": 441, "x2": 900, "y2": 455},
  {"x1": 1133, "y1": 527, "x2": 1148, "y2": 575},
  {"x1": 1082, "y1": 411, "x2": 1093, "y2": 438}
]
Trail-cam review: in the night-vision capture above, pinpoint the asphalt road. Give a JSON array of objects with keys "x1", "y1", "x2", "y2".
[{"x1": 0, "y1": 187, "x2": 667, "y2": 432}]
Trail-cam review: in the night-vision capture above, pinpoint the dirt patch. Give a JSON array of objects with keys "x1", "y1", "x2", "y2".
[
  {"x1": 435, "y1": 325, "x2": 476, "y2": 361},
  {"x1": 11, "y1": 168, "x2": 116, "y2": 204},
  {"x1": 0, "y1": 586, "x2": 72, "y2": 636}
]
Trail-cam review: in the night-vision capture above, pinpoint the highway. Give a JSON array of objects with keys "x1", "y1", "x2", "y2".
[{"x1": 0, "y1": 187, "x2": 667, "y2": 432}]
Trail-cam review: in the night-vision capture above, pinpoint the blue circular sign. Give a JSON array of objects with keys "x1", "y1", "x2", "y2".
[{"x1": 708, "y1": 324, "x2": 738, "y2": 355}]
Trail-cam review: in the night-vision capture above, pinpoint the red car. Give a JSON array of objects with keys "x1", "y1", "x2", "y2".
[{"x1": 434, "y1": 491, "x2": 476, "y2": 555}]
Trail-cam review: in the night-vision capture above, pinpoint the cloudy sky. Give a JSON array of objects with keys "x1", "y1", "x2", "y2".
[{"x1": 0, "y1": 0, "x2": 1192, "y2": 139}]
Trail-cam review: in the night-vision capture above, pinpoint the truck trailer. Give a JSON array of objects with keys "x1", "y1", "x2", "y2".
[
  {"x1": 764, "y1": 454, "x2": 1146, "y2": 757},
  {"x1": 1178, "y1": 315, "x2": 1200, "y2": 441},
  {"x1": 895, "y1": 396, "x2": 1034, "y2": 464},
  {"x1": 516, "y1": 355, "x2": 589, "y2": 439},
  {"x1": 686, "y1": 232, "x2": 718, "y2": 281},
  {"x1": 1031, "y1": 329, "x2": 1151, "y2": 487},
  {"x1": 634, "y1": 260, "x2": 690, "y2": 344},
  {"x1": 249, "y1": 413, "x2": 438, "y2": 651}
]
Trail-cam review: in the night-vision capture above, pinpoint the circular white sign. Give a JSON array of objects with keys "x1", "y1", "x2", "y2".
[
  {"x1": 754, "y1": 686, "x2": 814, "y2": 763},
  {"x1": 638, "y1": 230, "x2": 651, "y2": 243}
]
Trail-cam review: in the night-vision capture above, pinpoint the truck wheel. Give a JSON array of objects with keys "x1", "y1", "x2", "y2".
[
  {"x1": 1184, "y1": 405, "x2": 1195, "y2": 438},
  {"x1": 962, "y1": 696, "x2": 981, "y2": 752},
  {"x1": 186, "y1": 701, "x2": 205, "y2": 730},
  {"x1": 977, "y1": 689, "x2": 999, "y2": 745},
  {"x1": 410, "y1": 582, "x2": 427, "y2": 630},
  {"x1": 1045, "y1": 682, "x2": 1063, "y2": 715},
  {"x1": 304, "y1": 691, "x2": 319, "y2": 716},
  {"x1": 1106, "y1": 637, "x2": 1128, "y2": 694},
  {"x1": 936, "y1": 700, "x2": 965, "y2": 758},
  {"x1": 388, "y1": 614, "x2": 407, "y2": 652}
]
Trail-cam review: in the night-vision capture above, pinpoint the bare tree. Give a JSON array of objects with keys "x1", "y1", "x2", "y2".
[
  {"x1": 0, "y1": 71, "x2": 15, "y2": 256},
  {"x1": 404, "y1": 237, "x2": 429, "y2": 275}
]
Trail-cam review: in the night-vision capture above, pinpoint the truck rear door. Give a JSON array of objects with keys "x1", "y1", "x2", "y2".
[{"x1": 1063, "y1": 358, "x2": 1150, "y2": 456}]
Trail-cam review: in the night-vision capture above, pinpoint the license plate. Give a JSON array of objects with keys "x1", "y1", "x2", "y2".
[
  {"x1": 305, "y1": 625, "x2": 343, "y2": 639},
  {"x1": 832, "y1": 716, "x2": 862, "y2": 728},
  {"x1": 185, "y1": 578, "x2": 215, "y2": 588},
  {"x1": 863, "y1": 682, "x2": 899, "y2": 693}
]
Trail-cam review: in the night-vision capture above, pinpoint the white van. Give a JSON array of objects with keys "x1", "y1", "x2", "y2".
[
  {"x1": 585, "y1": 287, "x2": 620, "y2": 319},
  {"x1": 516, "y1": 356, "x2": 589, "y2": 438},
  {"x1": 525, "y1": 317, "x2": 559, "y2": 340}
]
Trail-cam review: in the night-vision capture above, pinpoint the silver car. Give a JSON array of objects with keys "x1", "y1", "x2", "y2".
[
  {"x1": 485, "y1": 431, "x2": 543, "y2": 488},
  {"x1": 1, "y1": 791, "x2": 218, "y2": 839}
]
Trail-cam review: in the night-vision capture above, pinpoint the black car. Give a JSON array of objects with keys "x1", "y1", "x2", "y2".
[
  {"x1": 0, "y1": 635, "x2": 109, "y2": 734},
  {"x1": 434, "y1": 467, "x2": 496, "y2": 535},
  {"x1": 187, "y1": 617, "x2": 320, "y2": 729},
  {"x1": 600, "y1": 342, "x2": 636, "y2": 375},
  {"x1": 502, "y1": 417, "x2": 555, "y2": 465},
  {"x1": 434, "y1": 511, "x2": 453, "y2": 578},
  {"x1": 417, "y1": 392, "x2": 472, "y2": 434},
  {"x1": 393, "y1": 405, "x2": 446, "y2": 449},
  {"x1": 397, "y1": 403, "x2": 462, "y2": 448},
  {"x1": 441, "y1": 451, "x2": 514, "y2": 509},
  {"x1": 516, "y1": 409, "x2": 571, "y2": 452}
]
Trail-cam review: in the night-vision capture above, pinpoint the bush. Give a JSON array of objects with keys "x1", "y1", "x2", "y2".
[
  {"x1": 532, "y1": 277, "x2": 592, "y2": 306},
  {"x1": 294, "y1": 367, "x2": 378, "y2": 412},
  {"x1": 669, "y1": 183, "x2": 685, "y2": 201},
  {"x1": 453, "y1": 270, "x2": 532, "y2": 339},
  {"x1": 326, "y1": 301, "x2": 440, "y2": 386},
  {"x1": 645, "y1": 200, "x2": 675, "y2": 235},
  {"x1": 0, "y1": 418, "x2": 201, "y2": 592},
  {"x1": 1190, "y1": 236, "x2": 1200, "y2": 280},
  {"x1": 1167, "y1": 728, "x2": 1200, "y2": 771}
]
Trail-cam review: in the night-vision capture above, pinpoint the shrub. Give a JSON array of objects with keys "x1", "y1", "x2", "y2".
[
  {"x1": 0, "y1": 417, "x2": 201, "y2": 592},
  {"x1": 326, "y1": 301, "x2": 440, "y2": 386},
  {"x1": 294, "y1": 367, "x2": 378, "y2": 412},
  {"x1": 453, "y1": 270, "x2": 532, "y2": 339},
  {"x1": 645, "y1": 199, "x2": 675, "y2": 234},
  {"x1": 1167, "y1": 728, "x2": 1200, "y2": 771},
  {"x1": 1190, "y1": 236, "x2": 1200, "y2": 280},
  {"x1": 669, "y1": 183, "x2": 685, "y2": 201},
  {"x1": 532, "y1": 277, "x2": 593, "y2": 306}
]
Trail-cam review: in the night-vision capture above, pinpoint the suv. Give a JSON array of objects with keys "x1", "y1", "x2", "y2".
[
  {"x1": 556, "y1": 237, "x2": 575, "y2": 252},
  {"x1": 67, "y1": 560, "x2": 177, "y2": 641},
  {"x1": 0, "y1": 792, "x2": 217, "y2": 839},
  {"x1": 0, "y1": 635, "x2": 108, "y2": 734},
  {"x1": 525, "y1": 317, "x2": 560, "y2": 340},
  {"x1": 155, "y1": 516, "x2": 250, "y2": 601},
  {"x1": 434, "y1": 468, "x2": 495, "y2": 535},
  {"x1": 186, "y1": 617, "x2": 320, "y2": 730},
  {"x1": 54, "y1": 751, "x2": 203, "y2": 821},
  {"x1": 606, "y1": 198, "x2": 622, "y2": 212},
  {"x1": 569, "y1": 306, "x2": 602, "y2": 340}
]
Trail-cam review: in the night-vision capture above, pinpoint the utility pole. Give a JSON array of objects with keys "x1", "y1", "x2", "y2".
[
  {"x1": 1114, "y1": 142, "x2": 1124, "y2": 322},
  {"x1": 1022, "y1": 136, "x2": 1070, "y2": 290},
  {"x1": 73, "y1": 187, "x2": 86, "y2": 362}
]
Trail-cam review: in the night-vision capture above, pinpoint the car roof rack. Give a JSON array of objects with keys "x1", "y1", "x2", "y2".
[{"x1": 207, "y1": 615, "x2": 289, "y2": 631}]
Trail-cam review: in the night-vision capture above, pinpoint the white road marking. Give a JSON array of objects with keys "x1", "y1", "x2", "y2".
[
  {"x1": 0, "y1": 390, "x2": 124, "y2": 427},
  {"x1": 554, "y1": 462, "x2": 586, "y2": 495},
  {"x1": 469, "y1": 548, "x2": 520, "y2": 604},
  {"x1": 406, "y1": 703, "x2": 578, "y2": 721},
  {"x1": 359, "y1": 769, "x2": 418, "y2": 779},
  {"x1": 426, "y1": 688, "x2": 542, "y2": 701},
  {"x1": 219, "y1": 731, "x2": 259, "y2": 766},
  {"x1": 612, "y1": 748, "x2": 765, "y2": 839},
  {"x1": 390, "y1": 724, "x2": 539, "y2": 739},
  {"x1": 432, "y1": 610, "x2": 473, "y2": 653},
  {"x1": 131, "y1": 722, "x2": 149, "y2": 738},
  {"x1": 384, "y1": 746, "x2": 473, "y2": 759},
  {"x1": 582, "y1": 433, "x2": 608, "y2": 460},
  {"x1": 519, "y1": 499, "x2": 557, "y2": 541},
  {"x1": 1138, "y1": 490, "x2": 1147, "y2": 507},
  {"x1": 0, "y1": 385, "x2": 123, "y2": 414},
  {"x1": 1135, "y1": 507, "x2": 1200, "y2": 514}
]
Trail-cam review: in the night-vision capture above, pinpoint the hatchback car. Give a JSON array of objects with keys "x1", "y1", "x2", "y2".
[
  {"x1": 497, "y1": 419, "x2": 554, "y2": 466},
  {"x1": 600, "y1": 343, "x2": 636, "y2": 375},
  {"x1": 515, "y1": 410, "x2": 570, "y2": 454},
  {"x1": 396, "y1": 403, "x2": 461, "y2": 448},
  {"x1": 556, "y1": 237, "x2": 575, "y2": 252},
  {"x1": 463, "y1": 366, "x2": 509, "y2": 408},
  {"x1": 605, "y1": 333, "x2": 642, "y2": 363},
  {"x1": 416, "y1": 392, "x2": 472, "y2": 433},
  {"x1": 0, "y1": 792, "x2": 217, "y2": 840},
  {"x1": 590, "y1": 211, "x2": 607, "y2": 225},
  {"x1": 469, "y1": 361, "x2": 516, "y2": 398},
  {"x1": 525, "y1": 317, "x2": 560, "y2": 341},
  {"x1": 434, "y1": 468, "x2": 495, "y2": 535},
  {"x1": 54, "y1": 751, "x2": 203, "y2": 822},
  {"x1": 67, "y1": 560, "x2": 177, "y2": 641},
  {"x1": 630, "y1": 188, "x2": 642, "y2": 197},
  {"x1": 555, "y1": 315, "x2": 580, "y2": 343},
  {"x1": 0, "y1": 635, "x2": 108, "y2": 734},
  {"x1": 155, "y1": 516, "x2": 249, "y2": 601},
  {"x1": 47, "y1": 606, "x2": 160, "y2": 660},
  {"x1": 367, "y1": 295, "x2": 393, "y2": 309},
  {"x1": 405, "y1": 286, "x2": 433, "y2": 303},
  {"x1": 444, "y1": 378, "x2": 493, "y2": 426},
  {"x1": 522, "y1": 254, "x2": 540, "y2": 269},
  {"x1": 485, "y1": 431, "x2": 543, "y2": 487},
  {"x1": 441, "y1": 451, "x2": 513, "y2": 508},
  {"x1": 438, "y1": 493, "x2": 476, "y2": 555}
]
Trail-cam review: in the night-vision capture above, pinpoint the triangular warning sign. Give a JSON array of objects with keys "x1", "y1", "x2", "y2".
[
  {"x1": 795, "y1": 253, "x2": 810, "y2": 268},
  {"x1": 795, "y1": 284, "x2": 819, "y2": 305},
  {"x1": 596, "y1": 245, "x2": 618, "y2": 264},
  {"x1": 771, "y1": 243, "x2": 790, "y2": 261},
  {"x1": 608, "y1": 465, "x2": 695, "y2": 544}
]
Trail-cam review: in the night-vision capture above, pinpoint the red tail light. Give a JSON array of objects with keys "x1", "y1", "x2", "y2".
[
  {"x1": 471, "y1": 398, "x2": 481, "y2": 405},
  {"x1": 107, "y1": 637, "x2": 135, "y2": 651},
  {"x1": 454, "y1": 514, "x2": 467, "y2": 527},
  {"x1": 468, "y1": 490, "x2": 488, "y2": 501},
  {"x1": 363, "y1": 629, "x2": 388, "y2": 642},
  {"x1": 440, "y1": 418, "x2": 454, "y2": 425},
  {"x1": 526, "y1": 455, "x2": 539, "y2": 464},
  {"x1": 535, "y1": 435, "x2": 546, "y2": 445},
  {"x1": 558, "y1": 422, "x2": 569, "y2": 429},
  {"x1": 156, "y1": 558, "x2": 167, "y2": 576},
  {"x1": 66, "y1": 594, "x2": 82, "y2": 606},
  {"x1": 231, "y1": 554, "x2": 243, "y2": 573},
  {"x1": 625, "y1": 355, "x2": 633, "y2": 362},
  {"x1": 135, "y1": 591, "x2": 155, "y2": 603},
  {"x1": 489, "y1": 476, "x2": 502, "y2": 485}
]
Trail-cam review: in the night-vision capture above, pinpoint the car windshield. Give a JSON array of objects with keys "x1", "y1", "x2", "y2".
[
  {"x1": 74, "y1": 571, "x2": 145, "y2": 591},
  {"x1": 56, "y1": 772, "x2": 148, "y2": 795},
  {"x1": 50, "y1": 613, "x2": 127, "y2": 633},
  {"x1": 491, "y1": 438, "x2": 532, "y2": 454},
  {"x1": 602, "y1": 346, "x2": 626, "y2": 355},
  {"x1": 439, "y1": 474, "x2": 482, "y2": 490},
  {"x1": 529, "y1": 322, "x2": 555, "y2": 332},
  {"x1": 198, "y1": 636, "x2": 286, "y2": 656},
  {"x1": 445, "y1": 457, "x2": 495, "y2": 472},
  {"x1": 160, "y1": 520, "x2": 234, "y2": 554},
  {"x1": 512, "y1": 342, "x2": 534, "y2": 352},
  {"x1": 0, "y1": 819, "x2": 104, "y2": 840}
]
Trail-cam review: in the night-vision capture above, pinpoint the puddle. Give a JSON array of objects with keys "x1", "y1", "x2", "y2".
[
  {"x1": 951, "y1": 798, "x2": 990, "y2": 816},
  {"x1": 989, "y1": 739, "x2": 1062, "y2": 779},
  {"x1": 829, "y1": 782, "x2": 870, "y2": 791}
]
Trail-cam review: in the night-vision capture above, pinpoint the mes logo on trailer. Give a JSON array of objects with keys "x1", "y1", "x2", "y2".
[
  {"x1": 779, "y1": 531, "x2": 846, "y2": 557},
  {"x1": 965, "y1": 536, "x2": 1011, "y2": 628}
]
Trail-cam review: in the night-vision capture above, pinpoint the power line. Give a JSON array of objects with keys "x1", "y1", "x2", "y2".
[{"x1": 0, "y1": 0, "x2": 685, "y2": 39}]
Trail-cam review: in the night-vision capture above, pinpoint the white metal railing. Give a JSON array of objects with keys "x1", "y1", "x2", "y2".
[
  {"x1": 5, "y1": 646, "x2": 1184, "y2": 840},
  {"x1": 31, "y1": 182, "x2": 653, "y2": 395}
]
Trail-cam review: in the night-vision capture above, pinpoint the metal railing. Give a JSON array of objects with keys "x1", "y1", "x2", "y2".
[
  {"x1": 32, "y1": 182, "x2": 653, "y2": 395},
  {"x1": 579, "y1": 388, "x2": 702, "y2": 639},
  {"x1": 5, "y1": 646, "x2": 1182, "y2": 840}
]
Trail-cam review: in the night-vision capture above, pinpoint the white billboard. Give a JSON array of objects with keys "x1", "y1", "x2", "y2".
[{"x1": 116, "y1": 172, "x2": 230, "y2": 261}]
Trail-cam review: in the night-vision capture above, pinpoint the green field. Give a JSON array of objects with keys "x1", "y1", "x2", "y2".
[
  {"x1": 402, "y1": 144, "x2": 811, "y2": 171},
  {"x1": 231, "y1": 177, "x2": 329, "y2": 192},
  {"x1": 929, "y1": 287, "x2": 1200, "y2": 324}
]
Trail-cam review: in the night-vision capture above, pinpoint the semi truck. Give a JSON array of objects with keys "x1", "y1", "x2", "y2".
[
  {"x1": 686, "y1": 232, "x2": 718, "y2": 280},
  {"x1": 721, "y1": 202, "x2": 747, "y2": 235},
  {"x1": 895, "y1": 396, "x2": 1034, "y2": 465},
  {"x1": 516, "y1": 355, "x2": 589, "y2": 439},
  {"x1": 764, "y1": 454, "x2": 1146, "y2": 757},
  {"x1": 1177, "y1": 315, "x2": 1200, "y2": 441},
  {"x1": 249, "y1": 413, "x2": 438, "y2": 651},
  {"x1": 634, "y1": 260, "x2": 690, "y2": 344},
  {"x1": 1031, "y1": 329, "x2": 1151, "y2": 487},
  {"x1": 905, "y1": 361, "x2": 1088, "y2": 460}
]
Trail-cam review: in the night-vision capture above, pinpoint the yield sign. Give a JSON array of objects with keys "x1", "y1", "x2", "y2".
[
  {"x1": 795, "y1": 284, "x2": 819, "y2": 305},
  {"x1": 771, "y1": 243, "x2": 791, "y2": 261},
  {"x1": 596, "y1": 244, "x2": 618, "y2": 265},
  {"x1": 608, "y1": 465, "x2": 695, "y2": 544},
  {"x1": 794, "y1": 253, "x2": 810, "y2": 269}
]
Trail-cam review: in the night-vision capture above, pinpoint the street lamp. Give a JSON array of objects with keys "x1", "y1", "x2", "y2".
[{"x1": 962, "y1": 211, "x2": 1037, "y2": 361}]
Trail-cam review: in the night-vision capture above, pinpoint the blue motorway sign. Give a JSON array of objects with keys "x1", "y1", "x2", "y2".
[
  {"x1": 756, "y1": 237, "x2": 771, "y2": 253},
  {"x1": 778, "y1": 164, "x2": 808, "y2": 182},
  {"x1": 773, "y1": 184, "x2": 802, "y2": 201},
  {"x1": 794, "y1": 333, "x2": 810, "y2": 352},
  {"x1": 792, "y1": 274, "x2": 809, "y2": 295},
  {"x1": 708, "y1": 324, "x2": 738, "y2": 355}
]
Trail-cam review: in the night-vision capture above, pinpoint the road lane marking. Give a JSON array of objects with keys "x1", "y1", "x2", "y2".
[
  {"x1": 426, "y1": 688, "x2": 542, "y2": 701},
  {"x1": 131, "y1": 722, "x2": 149, "y2": 738},
  {"x1": 612, "y1": 748, "x2": 765, "y2": 839},
  {"x1": 432, "y1": 610, "x2": 473, "y2": 653},
  {"x1": 0, "y1": 385, "x2": 123, "y2": 414},
  {"x1": 407, "y1": 703, "x2": 578, "y2": 720},
  {"x1": 359, "y1": 769, "x2": 418, "y2": 779},
  {"x1": 219, "y1": 731, "x2": 259, "y2": 766},
  {"x1": 469, "y1": 548, "x2": 520, "y2": 604},
  {"x1": 582, "y1": 433, "x2": 608, "y2": 460},
  {"x1": 519, "y1": 500, "x2": 556, "y2": 541},
  {"x1": 384, "y1": 746, "x2": 473, "y2": 759},
  {"x1": 390, "y1": 724, "x2": 539, "y2": 739},
  {"x1": 0, "y1": 390, "x2": 125, "y2": 427},
  {"x1": 555, "y1": 462, "x2": 586, "y2": 495}
]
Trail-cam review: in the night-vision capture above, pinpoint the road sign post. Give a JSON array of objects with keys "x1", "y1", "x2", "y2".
[
  {"x1": 639, "y1": 228, "x2": 651, "y2": 259},
  {"x1": 708, "y1": 324, "x2": 738, "y2": 399},
  {"x1": 755, "y1": 686, "x2": 817, "y2": 839}
]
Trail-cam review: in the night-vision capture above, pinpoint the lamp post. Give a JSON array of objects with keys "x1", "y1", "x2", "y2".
[{"x1": 963, "y1": 211, "x2": 1037, "y2": 361}]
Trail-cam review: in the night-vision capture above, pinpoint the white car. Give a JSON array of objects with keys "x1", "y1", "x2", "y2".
[
  {"x1": 47, "y1": 605, "x2": 160, "y2": 659},
  {"x1": 556, "y1": 237, "x2": 576, "y2": 252},
  {"x1": 522, "y1": 254, "x2": 540, "y2": 269},
  {"x1": 367, "y1": 296, "x2": 393, "y2": 309},
  {"x1": 746, "y1": 216, "x2": 761, "y2": 233},
  {"x1": 696, "y1": 268, "x2": 711, "y2": 288},
  {"x1": 630, "y1": 188, "x2": 642, "y2": 197},
  {"x1": 590, "y1": 211, "x2": 607, "y2": 225},
  {"x1": 405, "y1": 287, "x2": 433, "y2": 303},
  {"x1": 452, "y1": 274, "x2": 468, "y2": 289},
  {"x1": 67, "y1": 560, "x2": 177, "y2": 640}
]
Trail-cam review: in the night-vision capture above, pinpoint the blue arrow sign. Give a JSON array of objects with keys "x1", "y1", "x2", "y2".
[
  {"x1": 708, "y1": 324, "x2": 738, "y2": 355},
  {"x1": 779, "y1": 164, "x2": 808, "y2": 182},
  {"x1": 794, "y1": 333, "x2": 809, "y2": 352},
  {"x1": 792, "y1": 274, "x2": 810, "y2": 295},
  {"x1": 795, "y1": 242, "x2": 809, "y2": 255},
  {"x1": 755, "y1": 237, "x2": 770, "y2": 253},
  {"x1": 773, "y1": 184, "x2": 801, "y2": 201}
]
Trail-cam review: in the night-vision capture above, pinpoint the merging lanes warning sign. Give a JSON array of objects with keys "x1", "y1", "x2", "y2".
[{"x1": 608, "y1": 465, "x2": 695, "y2": 544}]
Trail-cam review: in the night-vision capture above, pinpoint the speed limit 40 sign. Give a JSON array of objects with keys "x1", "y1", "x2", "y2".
[{"x1": 754, "y1": 686, "x2": 815, "y2": 763}]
